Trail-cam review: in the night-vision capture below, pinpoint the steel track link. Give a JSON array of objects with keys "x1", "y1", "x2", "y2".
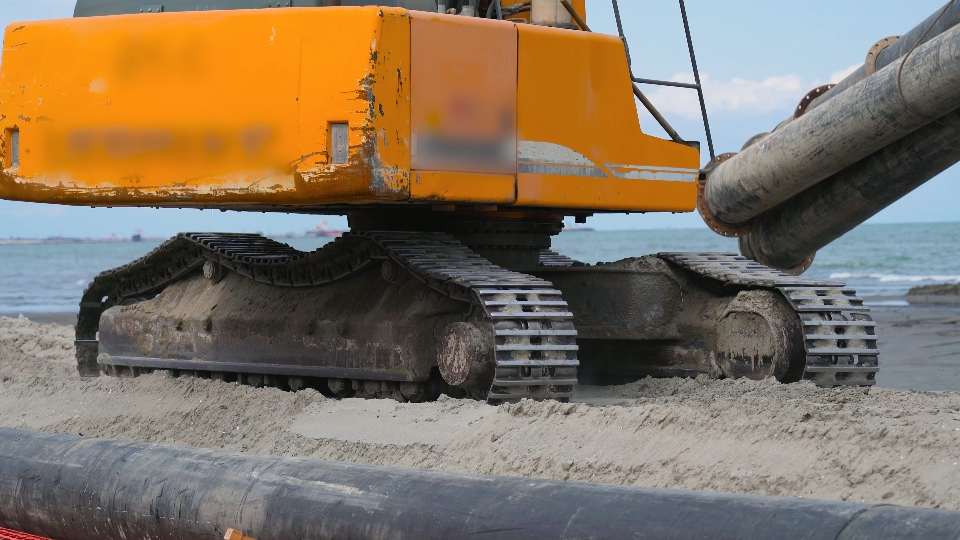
[
  {"x1": 77, "y1": 232, "x2": 579, "y2": 401},
  {"x1": 659, "y1": 253, "x2": 879, "y2": 387},
  {"x1": 364, "y1": 232, "x2": 579, "y2": 402},
  {"x1": 539, "y1": 250, "x2": 580, "y2": 267}
]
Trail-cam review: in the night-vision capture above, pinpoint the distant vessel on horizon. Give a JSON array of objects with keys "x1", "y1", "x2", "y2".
[
  {"x1": 311, "y1": 220, "x2": 344, "y2": 238},
  {"x1": 562, "y1": 225, "x2": 595, "y2": 232}
]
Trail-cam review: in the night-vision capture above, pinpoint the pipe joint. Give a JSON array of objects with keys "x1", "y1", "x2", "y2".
[
  {"x1": 739, "y1": 228, "x2": 816, "y2": 276},
  {"x1": 699, "y1": 153, "x2": 751, "y2": 237}
]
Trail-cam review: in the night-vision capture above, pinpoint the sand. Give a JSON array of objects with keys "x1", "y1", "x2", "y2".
[
  {"x1": 910, "y1": 283, "x2": 960, "y2": 296},
  {"x1": 872, "y1": 305, "x2": 960, "y2": 391},
  {"x1": 1, "y1": 316, "x2": 960, "y2": 512}
]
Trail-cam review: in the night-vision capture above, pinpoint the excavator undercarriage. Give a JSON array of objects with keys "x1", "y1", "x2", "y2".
[{"x1": 77, "y1": 218, "x2": 879, "y2": 401}]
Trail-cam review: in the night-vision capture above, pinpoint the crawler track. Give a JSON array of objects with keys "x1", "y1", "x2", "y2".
[
  {"x1": 370, "y1": 233, "x2": 578, "y2": 401},
  {"x1": 539, "y1": 251, "x2": 879, "y2": 387},
  {"x1": 660, "y1": 253, "x2": 879, "y2": 387},
  {"x1": 77, "y1": 232, "x2": 579, "y2": 401}
]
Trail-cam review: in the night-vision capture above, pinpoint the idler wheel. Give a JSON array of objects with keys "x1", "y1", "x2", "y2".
[
  {"x1": 380, "y1": 260, "x2": 401, "y2": 283},
  {"x1": 437, "y1": 322, "x2": 495, "y2": 390},
  {"x1": 715, "y1": 290, "x2": 805, "y2": 382},
  {"x1": 203, "y1": 260, "x2": 226, "y2": 283}
]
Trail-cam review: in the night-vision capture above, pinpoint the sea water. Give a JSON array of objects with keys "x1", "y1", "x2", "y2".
[
  {"x1": 0, "y1": 222, "x2": 957, "y2": 313},
  {"x1": 551, "y1": 222, "x2": 960, "y2": 297}
]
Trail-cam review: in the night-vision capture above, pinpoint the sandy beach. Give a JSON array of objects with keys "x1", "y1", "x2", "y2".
[
  {"x1": 872, "y1": 300, "x2": 960, "y2": 392},
  {"x1": 0, "y1": 297, "x2": 958, "y2": 512}
]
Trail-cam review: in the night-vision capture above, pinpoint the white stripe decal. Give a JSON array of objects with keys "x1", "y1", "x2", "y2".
[
  {"x1": 518, "y1": 141, "x2": 595, "y2": 166},
  {"x1": 518, "y1": 141, "x2": 607, "y2": 178},
  {"x1": 518, "y1": 162, "x2": 608, "y2": 178},
  {"x1": 605, "y1": 163, "x2": 700, "y2": 173},
  {"x1": 604, "y1": 163, "x2": 699, "y2": 183},
  {"x1": 517, "y1": 141, "x2": 698, "y2": 182}
]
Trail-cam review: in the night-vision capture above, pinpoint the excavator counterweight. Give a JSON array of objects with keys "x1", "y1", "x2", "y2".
[{"x1": 0, "y1": 2, "x2": 693, "y2": 213}]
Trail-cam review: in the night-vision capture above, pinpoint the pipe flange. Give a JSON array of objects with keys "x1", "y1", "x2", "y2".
[
  {"x1": 698, "y1": 153, "x2": 752, "y2": 237},
  {"x1": 788, "y1": 253, "x2": 816, "y2": 276},
  {"x1": 739, "y1": 231, "x2": 816, "y2": 276},
  {"x1": 865, "y1": 36, "x2": 901, "y2": 76},
  {"x1": 793, "y1": 85, "x2": 836, "y2": 119}
]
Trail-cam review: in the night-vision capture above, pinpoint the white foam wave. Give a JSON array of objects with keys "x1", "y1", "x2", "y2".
[{"x1": 828, "y1": 273, "x2": 960, "y2": 283}]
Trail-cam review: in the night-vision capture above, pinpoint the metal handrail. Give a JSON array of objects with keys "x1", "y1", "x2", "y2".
[
  {"x1": 632, "y1": 77, "x2": 700, "y2": 90},
  {"x1": 562, "y1": 0, "x2": 684, "y2": 143},
  {"x1": 679, "y1": 0, "x2": 716, "y2": 168},
  {"x1": 615, "y1": 0, "x2": 717, "y2": 168}
]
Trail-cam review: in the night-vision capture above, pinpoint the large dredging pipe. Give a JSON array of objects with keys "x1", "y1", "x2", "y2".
[
  {"x1": 741, "y1": 107, "x2": 960, "y2": 270},
  {"x1": 800, "y1": 1, "x2": 960, "y2": 118},
  {"x1": 703, "y1": 2, "x2": 960, "y2": 272},
  {"x1": 2, "y1": 428, "x2": 960, "y2": 540},
  {"x1": 703, "y1": 19, "x2": 960, "y2": 227}
]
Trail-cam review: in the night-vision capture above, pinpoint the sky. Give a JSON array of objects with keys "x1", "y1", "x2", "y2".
[{"x1": 0, "y1": 0, "x2": 957, "y2": 237}]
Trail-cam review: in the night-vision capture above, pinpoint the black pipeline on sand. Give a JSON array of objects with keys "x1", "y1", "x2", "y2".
[{"x1": 0, "y1": 428, "x2": 957, "y2": 539}]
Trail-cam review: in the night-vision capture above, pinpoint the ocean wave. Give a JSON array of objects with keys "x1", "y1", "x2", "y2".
[{"x1": 828, "y1": 272, "x2": 960, "y2": 283}]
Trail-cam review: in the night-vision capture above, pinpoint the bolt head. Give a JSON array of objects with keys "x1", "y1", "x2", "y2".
[{"x1": 381, "y1": 260, "x2": 399, "y2": 283}]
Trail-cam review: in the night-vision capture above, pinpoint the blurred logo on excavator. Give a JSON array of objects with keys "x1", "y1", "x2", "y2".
[{"x1": 409, "y1": 14, "x2": 517, "y2": 174}]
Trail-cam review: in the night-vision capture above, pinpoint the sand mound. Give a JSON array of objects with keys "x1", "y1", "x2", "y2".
[
  {"x1": 1, "y1": 316, "x2": 959, "y2": 510},
  {"x1": 909, "y1": 282, "x2": 960, "y2": 296}
]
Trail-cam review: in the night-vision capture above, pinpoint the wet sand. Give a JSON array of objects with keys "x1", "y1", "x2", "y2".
[{"x1": 872, "y1": 302, "x2": 960, "y2": 391}]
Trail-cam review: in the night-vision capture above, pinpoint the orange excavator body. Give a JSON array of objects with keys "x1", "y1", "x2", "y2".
[{"x1": 0, "y1": 6, "x2": 698, "y2": 215}]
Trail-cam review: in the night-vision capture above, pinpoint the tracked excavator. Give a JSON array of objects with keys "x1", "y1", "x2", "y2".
[{"x1": 5, "y1": 0, "x2": 921, "y2": 404}]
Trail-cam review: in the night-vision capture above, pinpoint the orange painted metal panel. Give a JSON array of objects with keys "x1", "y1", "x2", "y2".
[
  {"x1": 0, "y1": 7, "x2": 411, "y2": 207},
  {"x1": 296, "y1": 8, "x2": 412, "y2": 203},
  {"x1": 410, "y1": 12, "x2": 516, "y2": 175},
  {"x1": 411, "y1": 170, "x2": 516, "y2": 203},
  {"x1": 514, "y1": 24, "x2": 699, "y2": 211},
  {"x1": 517, "y1": 176, "x2": 697, "y2": 212}
]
